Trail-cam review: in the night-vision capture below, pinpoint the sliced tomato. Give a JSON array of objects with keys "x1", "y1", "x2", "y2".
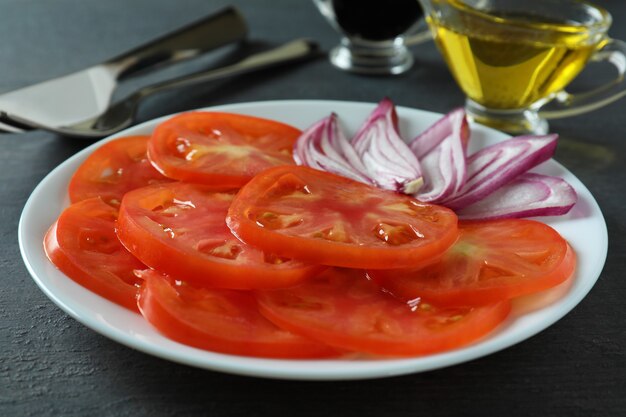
[
  {"x1": 226, "y1": 166, "x2": 459, "y2": 269},
  {"x1": 257, "y1": 268, "x2": 510, "y2": 356},
  {"x1": 368, "y1": 219, "x2": 576, "y2": 306},
  {"x1": 116, "y1": 182, "x2": 323, "y2": 290},
  {"x1": 69, "y1": 135, "x2": 172, "y2": 206},
  {"x1": 147, "y1": 112, "x2": 300, "y2": 186},
  {"x1": 137, "y1": 270, "x2": 337, "y2": 358},
  {"x1": 44, "y1": 198, "x2": 145, "y2": 311}
]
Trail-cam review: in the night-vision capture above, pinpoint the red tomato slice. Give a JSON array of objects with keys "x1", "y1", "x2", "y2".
[
  {"x1": 137, "y1": 269, "x2": 337, "y2": 358},
  {"x1": 226, "y1": 166, "x2": 459, "y2": 269},
  {"x1": 44, "y1": 198, "x2": 145, "y2": 311},
  {"x1": 257, "y1": 268, "x2": 511, "y2": 356},
  {"x1": 69, "y1": 135, "x2": 171, "y2": 206},
  {"x1": 116, "y1": 182, "x2": 323, "y2": 290},
  {"x1": 147, "y1": 112, "x2": 300, "y2": 186},
  {"x1": 368, "y1": 219, "x2": 576, "y2": 306}
]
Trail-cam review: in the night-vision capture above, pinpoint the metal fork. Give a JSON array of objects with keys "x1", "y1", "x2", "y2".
[
  {"x1": 0, "y1": 39, "x2": 320, "y2": 138},
  {"x1": 0, "y1": 6, "x2": 248, "y2": 134}
]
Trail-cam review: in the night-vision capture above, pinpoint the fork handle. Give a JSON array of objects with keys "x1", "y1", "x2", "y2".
[
  {"x1": 140, "y1": 39, "x2": 320, "y2": 97},
  {"x1": 108, "y1": 6, "x2": 247, "y2": 79}
]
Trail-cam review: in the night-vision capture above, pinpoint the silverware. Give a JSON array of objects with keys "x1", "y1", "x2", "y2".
[
  {"x1": 0, "y1": 121, "x2": 26, "y2": 133},
  {"x1": 0, "y1": 6, "x2": 247, "y2": 133},
  {"x1": 0, "y1": 39, "x2": 320, "y2": 138}
]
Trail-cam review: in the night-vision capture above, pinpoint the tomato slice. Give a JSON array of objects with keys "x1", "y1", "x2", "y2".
[
  {"x1": 69, "y1": 135, "x2": 171, "y2": 206},
  {"x1": 116, "y1": 182, "x2": 323, "y2": 290},
  {"x1": 226, "y1": 166, "x2": 459, "y2": 269},
  {"x1": 137, "y1": 269, "x2": 337, "y2": 358},
  {"x1": 368, "y1": 219, "x2": 576, "y2": 306},
  {"x1": 257, "y1": 268, "x2": 511, "y2": 356},
  {"x1": 147, "y1": 112, "x2": 300, "y2": 186},
  {"x1": 44, "y1": 198, "x2": 145, "y2": 311}
]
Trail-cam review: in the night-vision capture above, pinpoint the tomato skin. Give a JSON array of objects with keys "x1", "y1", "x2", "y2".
[
  {"x1": 147, "y1": 112, "x2": 300, "y2": 186},
  {"x1": 137, "y1": 270, "x2": 337, "y2": 358},
  {"x1": 68, "y1": 135, "x2": 171, "y2": 206},
  {"x1": 368, "y1": 219, "x2": 576, "y2": 306},
  {"x1": 116, "y1": 182, "x2": 323, "y2": 290},
  {"x1": 226, "y1": 165, "x2": 459, "y2": 269},
  {"x1": 257, "y1": 268, "x2": 511, "y2": 356},
  {"x1": 44, "y1": 198, "x2": 145, "y2": 312}
]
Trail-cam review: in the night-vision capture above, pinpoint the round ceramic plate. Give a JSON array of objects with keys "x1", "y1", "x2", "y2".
[{"x1": 19, "y1": 100, "x2": 608, "y2": 380}]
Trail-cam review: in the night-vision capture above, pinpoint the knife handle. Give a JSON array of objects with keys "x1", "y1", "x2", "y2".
[
  {"x1": 139, "y1": 39, "x2": 320, "y2": 97},
  {"x1": 107, "y1": 6, "x2": 248, "y2": 79}
]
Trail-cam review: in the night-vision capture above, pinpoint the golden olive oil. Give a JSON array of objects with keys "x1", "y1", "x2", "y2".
[{"x1": 429, "y1": 4, "x2": 601, "y2": 109}]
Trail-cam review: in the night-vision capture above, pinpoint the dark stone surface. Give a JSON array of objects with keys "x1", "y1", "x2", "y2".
[{"x1": 1, "y1": 0, "x2": 625, "y2": 416}]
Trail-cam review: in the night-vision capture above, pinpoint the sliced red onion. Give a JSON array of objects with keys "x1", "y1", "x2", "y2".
[
  {"x1": 457, "y1": 173, "x2": 577, "y2": 220},
  {"x1": 295, "y1": 103, "x2": 575, "y2": 221},
  {"x1": 409, "y1": 107, "x2": 469, "y2": 159},
  {"x1": 352, "y1": 98, "x2": 423, "y2": 194},
  {"x1": 415, "y1": 137, "x2": 466, "y2": 202},
  {"x1": 293, "y1": 113, "x2": 373, "y2": 184},
  {"x1": 412, "y1": 109, "x2": 469, "y2": 202},
  {"x1": 443, "y1": 134, "x2": 559, "y2": 210}
]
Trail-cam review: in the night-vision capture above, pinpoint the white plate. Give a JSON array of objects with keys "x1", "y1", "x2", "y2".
[{"x1": 19, "y1": 100, "x2": 608, "y2": 380}]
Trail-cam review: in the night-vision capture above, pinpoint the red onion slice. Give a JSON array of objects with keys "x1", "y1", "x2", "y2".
[
  {"x1": 443, "y1": 134, "x2": 558, "y2": 210},
  {"x1": 409, "y1": 107, "x2": 469, "y2": 159},
  {"x1": 352, "y1": 98, "x2": 423, "y2": 194},
  {"x1": 295, "y1": 103, "x2": 575, "y2": 221},
  {"x1": 415, "y1": 136, "x2": 466, "y2": 202},
  {"x1": 413, "y1": 110, "x2": 468, "y2": 202},
  {"x1": 293, "y1": 114, "x2": 373, "y2": 184},
  {"x1": 457, "y1": 173, "x2": 577, "y2": 220}
]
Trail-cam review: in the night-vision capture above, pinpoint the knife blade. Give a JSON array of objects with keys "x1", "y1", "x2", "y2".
[{"x1": 0, "y1": 6, "x2": 247, "y2": 131}]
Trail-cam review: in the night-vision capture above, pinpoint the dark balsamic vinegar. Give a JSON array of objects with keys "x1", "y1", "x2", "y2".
[{"x1": 332, "y1": 0, "x2": 423, "y2": 41}]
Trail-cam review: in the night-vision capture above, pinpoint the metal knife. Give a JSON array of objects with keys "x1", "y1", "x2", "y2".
[{"x1": 0, "y1": 6, "x2": 247, "y2": 132}]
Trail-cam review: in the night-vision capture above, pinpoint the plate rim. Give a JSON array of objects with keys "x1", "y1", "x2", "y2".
[{"x1": 18, "y1": 99, "x2": 609, "y2": 380}]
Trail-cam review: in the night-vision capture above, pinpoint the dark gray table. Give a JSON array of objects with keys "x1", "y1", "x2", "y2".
[{"x1": 2, "y1": 1, "x2": 625, "y2": 416}]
